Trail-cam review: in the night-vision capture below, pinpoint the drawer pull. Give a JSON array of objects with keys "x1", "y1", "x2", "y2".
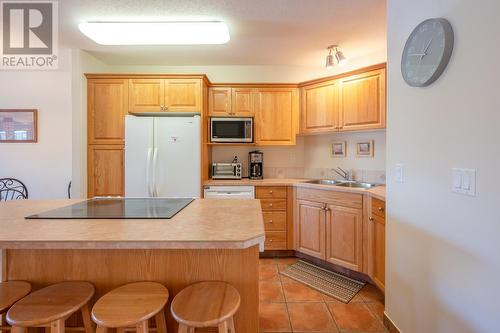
[
  {"x1": 369, "y1": 217, "x2": 374, "y2": 221},
  {"x1": 269, "y1": 203, "x2": 273, "y2": 207},
  {"x1": 378, "y1": 207, "x2": 384, "y2": 212},
  {"x1": 269, "y1": 220, "x2": 273, "y2": 223},
  {"x1": 269, "y1": 190, "x2": 273, "y2": 194},
  {"x1": 269, "y1": 239, "x2": 273, "y2": 243}
]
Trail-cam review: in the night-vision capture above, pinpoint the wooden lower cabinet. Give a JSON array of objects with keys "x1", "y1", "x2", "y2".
[
  {"x1": 295, "y1": 188, "x2": 364, "y2": 271},
  {"x1": 325, "y1": 204, "x2": 363, "y2": 271},
  {"x1": 258, "y1": 186, "x2": 293, "y2": 250},
  {"x1": 296, "y1": 199, "x2": 326, "y2": 259},
  {"x1": 87, "y1": 145, "x2": 124, "y2": 198},
  {"x1": 368, "y1": 198, "x2": 386, "y2": 291}
]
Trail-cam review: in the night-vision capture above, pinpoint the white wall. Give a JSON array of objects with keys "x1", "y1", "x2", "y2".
[
  {"x1": 0, "y1": 47, "x2": 73, "y2": 199},
  {"x1": 386, "y1": 1, "x2": 500, "y2": 332}
]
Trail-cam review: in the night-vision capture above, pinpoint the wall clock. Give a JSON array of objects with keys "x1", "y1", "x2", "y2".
[{"x1": 401, "y1": 18, "x2": 454, "y2": 87}]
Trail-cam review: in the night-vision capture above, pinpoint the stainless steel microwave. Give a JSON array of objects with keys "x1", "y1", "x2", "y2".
[{"x1": 210, "y1": 118, "x2": 253, "y2": 143}]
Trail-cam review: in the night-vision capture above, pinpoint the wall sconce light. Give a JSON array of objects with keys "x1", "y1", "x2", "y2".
[{"x1": 325, "y1": 45, "x2": 347, "y2": 69}]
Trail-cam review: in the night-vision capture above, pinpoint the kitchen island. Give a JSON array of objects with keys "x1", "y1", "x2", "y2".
[{"x1": 0, "y1": 199, "x2": 264, "y2": 333}]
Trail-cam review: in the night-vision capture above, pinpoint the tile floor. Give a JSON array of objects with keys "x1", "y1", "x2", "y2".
[{"x1": 259, "y1": 258, "x2": 387, "y2": 333}]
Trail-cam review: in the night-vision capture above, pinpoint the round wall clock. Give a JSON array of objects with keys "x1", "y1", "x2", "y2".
[{"x1": 401, "y1": 18, "x2": 454, "y2": 87}]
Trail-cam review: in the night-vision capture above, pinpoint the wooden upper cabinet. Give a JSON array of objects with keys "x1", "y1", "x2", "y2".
[
  {"x1": 128, "y1": 79, "x2": 164, "y2": 113},
  {"x1": 129, "y1": 78, "x2": 201, "y2": 113},
  {"x1": 165, "y1": 78, "x2": 202, "y2": 112},
  {"x1": 232, "y1": 88, "x2": 255, "y2": 116},
  {"x1": 255, "y1": 88, "x2": 298, "y2": 145},
  {"x1": 87, "y1": 145, "x2": 124, "y2": 198},
  {"x1": 88, "y1": 79, "x2": 128, "y2": 145},
  {"x1": 338, "y1": 68, "x2": 386, "y2": 131},
  {"x1": 325, "y1": 205, "x2": 363, "y2": 271},
  {"x1": 209, "y1": 87, "x2": 232, "y2": 116},
  {"x1": 300, "y1": 80, "x2": 338, "y2": 134},
  {"x1": 296, "y1": 200, "x2": 326, "y2": 259},
  {"x1": 208, "y1": 87, "x2": 255, "y2": 116}
]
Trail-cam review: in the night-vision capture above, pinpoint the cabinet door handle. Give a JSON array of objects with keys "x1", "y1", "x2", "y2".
[
  {"x1": 269, "y1": 190, "x2": 273, "y2": 194},
  {"x1": 369, "y1": 217, "x2": 374, "y2": 221},
  {"x1": 269, "y1": 239, "x2": 273, "y2": 243},
  {"x1": 378, "y1": 207, "x2": 384, "y2": 212},
  {"x1": 268, "y1": 220, "x2": 273, "y2": 223},
  {"x1": 269, "y1": 203, "x2": 273, "y2": 207}
]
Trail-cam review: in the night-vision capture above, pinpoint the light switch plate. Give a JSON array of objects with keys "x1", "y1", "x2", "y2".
[
  {"x1": 452, "y1": 168, "x2": 476, "y2": 196},
  {"x1": 394, "y1": 163, "x2": 404, "y2": 183}
]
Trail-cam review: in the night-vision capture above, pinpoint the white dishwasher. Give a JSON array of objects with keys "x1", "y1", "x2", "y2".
[{"x1": 203, "y1": 186, "x2": 255, "y2": 199}]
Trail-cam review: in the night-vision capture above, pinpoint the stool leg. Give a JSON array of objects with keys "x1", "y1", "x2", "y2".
[
  {"x1": 50, "y1": 320, "x2": 65, "y2": 333},
  {"x1": 177, "y1": 324, "x2": 188, "y2": 333},
  {"x1": 81, "y1": 303, "x2": 95, "y2": 333},
  {"x1": 96, "y1": 326, "x2": 108, "y2": 333},
  {"x1": 217, "y1": 321, "x2": 228, "y2": 333},
  {"x1": 136, "y1": 321, "x2": 148, "y2": 333},
  {"x1": 228, "y1": 317, "x2": 235, "y2": 333},
  {"x1": 155, "y1": 310, "x2": 167, "y2": 333},
  {"x1": 11, "y1": 327, "x2": 27, "y2": 333}
]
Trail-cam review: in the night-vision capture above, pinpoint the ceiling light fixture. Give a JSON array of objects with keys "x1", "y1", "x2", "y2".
[
  {"x1": 325, "y1": 45, "x2": 347, "y2": 69},
  {"x1": 78, "y1": 21, "x2": 230, "y2": 45}
]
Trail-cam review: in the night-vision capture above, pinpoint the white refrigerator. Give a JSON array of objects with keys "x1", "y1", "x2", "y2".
[{"x1": 125, "y1": 115, "x2": 201, "y2": 198}]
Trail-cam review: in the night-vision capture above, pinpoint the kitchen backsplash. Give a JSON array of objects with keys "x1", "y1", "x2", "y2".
[{"x1": 211, "y1": 131, "x2": 387, "y2": 183}]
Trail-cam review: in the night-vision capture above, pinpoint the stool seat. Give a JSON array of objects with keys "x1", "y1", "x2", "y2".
[
  {"x1": 0, "y1": 281, "x2": 31, "y2": 314},
  {"x1": 92, "y1": 282, "x2": 169, "y2": 328},
  {"x1": 6, "y1": 281, "x2": 94, "y2": 327},
  {"x1": 171, "y1": 281, "x2": 240, "y2": 328}
]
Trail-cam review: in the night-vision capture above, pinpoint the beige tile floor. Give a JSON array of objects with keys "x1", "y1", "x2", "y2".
[{"x1": 259, "y1": 258, "x2": 387, "y2": 333}]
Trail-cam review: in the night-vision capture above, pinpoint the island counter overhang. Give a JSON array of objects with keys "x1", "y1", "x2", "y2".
[{"x1": 0, "y1": 199, "x2": 264, "y2": 333}]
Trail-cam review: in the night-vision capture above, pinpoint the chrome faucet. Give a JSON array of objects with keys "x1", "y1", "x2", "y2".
[{"x1": 332, "y1": 167, "x2": 352, "y2": 181}]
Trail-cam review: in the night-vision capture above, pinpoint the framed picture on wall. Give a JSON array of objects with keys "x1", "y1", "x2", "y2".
[
  {"x1": 331, "y1": 141, "x2": 346, "y2": 157},
  {"x1": 0, "y1": 109, "x2": 38, "y2": 143},
  {"x1": 356, "y1": 140, "x2": 374, "y2": 157}
]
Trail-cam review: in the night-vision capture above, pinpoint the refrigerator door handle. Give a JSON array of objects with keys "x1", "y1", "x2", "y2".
[
  {"x1": 146, "y1": 147, "x2": 153, "y2": 196},
  {"x1": 152, "y1": 147, "x2": 159, "y2": 197}
]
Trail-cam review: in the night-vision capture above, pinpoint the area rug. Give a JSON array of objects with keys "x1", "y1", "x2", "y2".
[{"x1": 280, "y1": 260, "x2": 365, "y2": 303}]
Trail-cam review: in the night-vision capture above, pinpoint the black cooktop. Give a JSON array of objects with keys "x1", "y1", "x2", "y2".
[{"x1": 25, "y1": 198, "x2": 194, "y2": 219}]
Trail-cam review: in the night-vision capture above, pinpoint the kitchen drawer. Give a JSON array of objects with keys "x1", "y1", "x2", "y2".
[
  {"x1": 256, "y1": 186, "x2": 287, "y2": 199},
  {"x1": 296, "y1": 187, "x2": 363, "y2": 209},
  {"x1": 260, "y1": 199, "x2": 287, "y2": 211},
  {"x1": 262, "y1": 211, "x2": 287, "y2": 231},
  {"x1": 264, "y1": 231, "x2": 287, "y2": 250},
  {"x1": 372, "y1": 198, "x2": 386, "y2": 218}
]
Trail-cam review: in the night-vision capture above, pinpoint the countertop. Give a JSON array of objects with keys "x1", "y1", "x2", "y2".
[
  {"x1": 204, "y1": 178, "x2": 386, "y2": 200},
  {"x1": 0, "y1": 199, "x2": 265, "y2": 250}
]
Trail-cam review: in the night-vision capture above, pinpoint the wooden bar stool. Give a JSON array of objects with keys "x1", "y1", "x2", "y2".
[
  {"x1": 6, "y1": 281, "x2": 95, "y2": 333},
  {"x1": 91, "y1": 282, "x2": 169, "y2": 333},
  {"x1": 171, "y1": 281, "x2": 240, "y2": 333},
  {"x1": 0, "y1": 282, "x2": 31, "y2": 332}
]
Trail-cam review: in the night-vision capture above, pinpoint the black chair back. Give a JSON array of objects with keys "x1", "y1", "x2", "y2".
[{"x1": 0, "y1": 178, "x2": 28, "y2": 201}]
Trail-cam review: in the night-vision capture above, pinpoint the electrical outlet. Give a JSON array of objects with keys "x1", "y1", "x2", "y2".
[
  {"x1": 394, "y1": 164, "x2": 404, "y2": 183},
  {"x1": 452, "y1": 168, "x2": 476, "y2": 196}
]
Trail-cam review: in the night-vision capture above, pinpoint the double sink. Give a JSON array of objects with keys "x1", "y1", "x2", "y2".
[{"x1": 306, "y1": 179, "x2": 378, "y2": 189}]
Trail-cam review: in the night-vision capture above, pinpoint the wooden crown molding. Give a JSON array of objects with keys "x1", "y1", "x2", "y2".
[{"x1": 84, "y1": 63, "x2": 386, "y2": 88}]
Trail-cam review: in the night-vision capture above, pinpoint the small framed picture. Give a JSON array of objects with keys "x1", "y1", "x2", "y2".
[
  {"x1": 0, "y1": 109, "x2": 38, "y2": 143},
  {"x1": 356, "y1": 140, "x2": 374, "y2": 157},
  {"x1": 331, "y1": 141, "x2": 346, "y2": 158}
]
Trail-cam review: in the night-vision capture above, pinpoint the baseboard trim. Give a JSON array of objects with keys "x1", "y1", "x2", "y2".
[{"x1": 383, "y1": 313, "x2": 401, "y2": 333}]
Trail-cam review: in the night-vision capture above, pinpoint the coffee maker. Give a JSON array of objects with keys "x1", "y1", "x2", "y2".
[{"x1": 249, "y1": 151, "x2": 263, "y2": 179}]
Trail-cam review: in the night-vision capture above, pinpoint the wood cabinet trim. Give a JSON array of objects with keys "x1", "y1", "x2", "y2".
[
  {"x1": 296, "y1": 188, "x2": 363, "y2": 209},
  {"x1": 300, "y1": 80, "x2": 339, "y2": 134}
]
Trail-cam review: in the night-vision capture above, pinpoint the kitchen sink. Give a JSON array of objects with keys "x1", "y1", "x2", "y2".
[
  {"x1": 334, "y1": 182, "x2": 378, "y2": 189},
  {"x1": 306, "y1": 179, "x2": 345, "y2": 185},
  {"x1": 306, "y1": 179, "x2": 378, "y2": 189}
]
